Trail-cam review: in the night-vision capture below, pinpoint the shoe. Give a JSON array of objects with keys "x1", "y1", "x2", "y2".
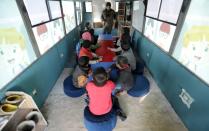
[
  {"x1": 16, "y1": 120, "x2": 35, "y2": 131},
  {"x1": 25, "y1": 111, "x2": 42, "y2": 124},
  {"x1": 117, "y1": 110, "x2": 127, "y2": 121}
]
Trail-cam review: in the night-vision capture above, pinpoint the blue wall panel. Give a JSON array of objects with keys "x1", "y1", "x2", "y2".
[
  {"x1": 134, "y1": 30, "x2": 209, "y2": 131},
  {"x1": 1, "y1": 27, "x2": 80, "y2": 108}
]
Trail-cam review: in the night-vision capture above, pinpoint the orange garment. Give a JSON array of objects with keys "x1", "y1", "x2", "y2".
[{"x1": 79, "y1": 47, "x2": 94, "y2": 60}]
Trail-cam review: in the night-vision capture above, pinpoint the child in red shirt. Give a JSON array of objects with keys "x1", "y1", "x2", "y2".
[
  {"x1": 79, "y1": 40, "x2": 102, "y2": 64},
  {"x1": 86, "y1": 67, "x2": 127, "y2": 120}
]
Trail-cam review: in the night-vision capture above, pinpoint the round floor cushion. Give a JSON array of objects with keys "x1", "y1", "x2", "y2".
[
  {"x1": 63, "y1": 75, "x2": 85, "y2": 97},
  {"x1": 84, "y1": 107, "x2": 117, "y2": 131},
  {"x1": 127, "y1": 75, "x2": 150, "y2": 97}
]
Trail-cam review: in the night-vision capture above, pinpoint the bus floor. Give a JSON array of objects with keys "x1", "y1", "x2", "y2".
[{"x1": 41, "y1": 68, "x2": 188, "y2": 131}]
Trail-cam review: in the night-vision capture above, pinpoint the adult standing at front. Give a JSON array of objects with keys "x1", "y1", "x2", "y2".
[{"x1": 101, "y1": 2, "x2": 116, "y2": 34}]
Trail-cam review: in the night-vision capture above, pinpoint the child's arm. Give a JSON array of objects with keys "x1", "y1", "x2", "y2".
[
  {"x1": 107, "y1": 47, "x2": 122, "y2": 52},
  {"x1": 89, "y1": 57, "x2": 102, "y2": 64}
]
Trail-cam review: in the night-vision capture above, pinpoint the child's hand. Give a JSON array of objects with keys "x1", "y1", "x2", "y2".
[
  {"x1": 98, "y1": 57, "x2": 103, "y2": 62},
  {"x1": 88, "y1": 69, "x2": 93, "y2": 76},
  {"x1": 107, "y1": 47, "x2": 113, "y2": 51}
]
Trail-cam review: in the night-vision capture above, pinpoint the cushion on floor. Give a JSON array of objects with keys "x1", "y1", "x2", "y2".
[
  {"x1": 128, "y1": 75, "x2": 150, "y2": 97},
  {"x1": 84, "y1": 106, "x2": 117, "y2": 131},
  {"x1": 63, "y1": 75, "x2": 85, "y2": 97}
]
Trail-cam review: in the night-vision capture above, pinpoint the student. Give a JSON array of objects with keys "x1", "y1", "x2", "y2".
[
  {"x1": 82, "y1": 31, "x2": 100, "y2": 51},
  {"x1": 86, "y1": 67, "x2": 127, "y2": 120},
  {"x1": 79, "y1": 40, "x2": 102, "y2": 64},
  {"x1": 107, "y1": 27, "x2": 131, "y2": 52},
  {"x1": 120, "y1": 40, "x2": 136, "y2": 71},
  {"x1": 73, "y1": 56, "x2": 92, "y2": 88},
  {"x1": 109, "y1": 56, "x2": 134, "y2": 94}
]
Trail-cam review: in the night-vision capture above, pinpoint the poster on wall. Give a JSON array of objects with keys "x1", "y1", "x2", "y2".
[
  {"x1": 0, "y1": 0, "x2": 36, "y2": 89},
  {"x1": 144, "y1": 17, "x2": 175, "y2": 52},
  {"x1": 32, "y1": 19, "x2": 64, "y2": 54},
  {"x1": 173, "y1": 0, "x2": 209, "y2": 83}
]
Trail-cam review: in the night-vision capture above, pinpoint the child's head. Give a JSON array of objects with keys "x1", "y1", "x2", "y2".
[
  {"x1": 78, "y1": 56, "x2": 89, "y2": 67},
  {"x1": 121, "y1": 39, "x2": 131, "y2": 51},
  {"x1": 116, "y1": 56, "x2": 129, "y2": 69},
  {"x1": 78, "y1": 56, "x2": 90, "y2": 72},
  {"x1": 122, "y1": 27, "x2": 130, "y2": 35},
  {"x1": 82, "y1": 40, "x2": 91, "y2": 49},
  {"x1": 85, "y1": 22, "x2": 91, "y2": 30},
  {"x1": 93, "y1": 67, "x2": 108, "y2": 86},
  {"x1": 82, "y1": 32, "x2": 92, "y2": 41}
]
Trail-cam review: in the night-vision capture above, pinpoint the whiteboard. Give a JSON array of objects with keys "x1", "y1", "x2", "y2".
[{"x1": 132, "y1": 1, "x2": 145, "y2": 32}]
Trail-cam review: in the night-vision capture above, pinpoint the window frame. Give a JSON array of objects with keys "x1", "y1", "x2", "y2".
[{"x1": 142, "y1": 0, "x2": 184, "y2": 53}]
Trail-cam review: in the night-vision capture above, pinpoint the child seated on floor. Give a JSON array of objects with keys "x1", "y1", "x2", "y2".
[
  {"x1": 80, "y1": 22, "x2": 99, "y2": 51},
  {"x1": 86, "y1": 67, "x2": 127, "y2": 120},
  {"x1": 120, "y1": 39, "x2": 136, "y2": 71},
  {"x1": 108, "y1": 56, "x2": 134, "y2": 95},
  {"x1": 107, "y1": 27, "x2": 131, "y2": 53},
  {"x1": 79, "y1": 40, "x2": 102, "y2": 64},
  {"x1": 73, "y1": 56, "x2": 92, "y2": 88}
]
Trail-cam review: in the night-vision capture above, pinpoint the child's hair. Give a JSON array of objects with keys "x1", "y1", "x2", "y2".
[
  {"x1": 121, "y1": 27, "x2": 131, "y2": 43},
  {"x1": 78, "y1": 56, "x2": 89, "y2": 67},
  {"x1": 117, "y1": 56, "x2": 129, "y2": 69},
  {"x1": 93, "y1": 67, "x2": 108, "y2": 86},
  {"x1": 121, "y1": 40, "x2": 131, "y2": 51},
  {"x1": 89, "y1": 29, "x2": 94, "y2": 36},
  {"x1": 123, "y1": 27, "x2": 130, "y2": 36},
  {"x1": 85, "y1": 22, "x2": 91, "y2": 29},
  {"x1": 82, "y1": 40, "x2": 91, "y2": 48}
]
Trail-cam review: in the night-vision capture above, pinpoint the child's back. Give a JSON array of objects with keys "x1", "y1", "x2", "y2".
[
  {"x1": 115, "y1": 56, "x2": 134, "y2": 91},
  {"x1": 73, "y1": 56, "x2": 91, "y2": 88},
  {"x1": 121, "y1": 42, "x2": 136, "y2": 71},
  {"x1": 86, "y1": 67, "x2": 115, "y2": 115}
]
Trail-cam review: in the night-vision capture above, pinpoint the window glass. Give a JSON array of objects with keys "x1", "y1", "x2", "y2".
[
  {"x1": 80, "y1": 2, "x2": 83, "y2": 22},
  {"x1": 144, "y1": 17, "x2": 176, "y2": 52},
  {"x1": 76, "y1": 1, "x2": 80, "y2": 8},
  {"x1": 173, "y1": 0, "x2": 209, "y2": 83},
  {"x1": 85, "y1": 2, "x2": 92, "y2": 12},
  {"x1": 159, "y1": 0, "x2": 183, "y2": 24},
  {"x1": 132, "y1": 1, "x2": 145, "y2": 32},
  {"x1": 0, "y1": 0, "x2": 37, "y2": 88},
  {"x1": 146, "y1": 0, "x2": 161, "y2": 18},
  {"x1": 115, "y1": 2, "x2": 119, "y2": 12},
  {"x1": 23, "y1": 0, "x2": 50, "y2": 25},
  {"x1": 76, "y1": 1, "x2": 82, "y2": 25},
  {"x1": 62, "y1": 1, "x2": 76, "y2": 33},
  {"x1": 48, "y1": 1, "x2": 62, "y2": 19},
  {"x1": 32, "y1": 19, "x2": 64, "y2": 54}
]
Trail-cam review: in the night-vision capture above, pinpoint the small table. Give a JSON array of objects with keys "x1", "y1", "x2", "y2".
[{"x1": 96, "y1": 34, "x2": 116, "y2": 62}]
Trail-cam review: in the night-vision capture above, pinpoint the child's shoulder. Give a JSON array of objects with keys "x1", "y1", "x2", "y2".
[{"x1": 106, "y1": 80, "x2": 115, "y2": 86}]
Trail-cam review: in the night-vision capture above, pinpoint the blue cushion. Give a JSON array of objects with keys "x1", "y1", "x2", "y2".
[
  {"x1": 63, "y1": 76, "x2": 86, "y2": 97},
  {"x1": 98, "y1": 34, "x2": 113, "y2": 40},
  {"x1": 91, "y1": 62, "x2": 114, "y2": 71},
  {"x1": 128, "y1": 75, "x2": 150, "y2": 97},
  {"x1": 76, "y1": 42, "x2": 81, "y2": 56},
  {"x1": 84, "y1": 107, "x2": 117, "y2": 131}
]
